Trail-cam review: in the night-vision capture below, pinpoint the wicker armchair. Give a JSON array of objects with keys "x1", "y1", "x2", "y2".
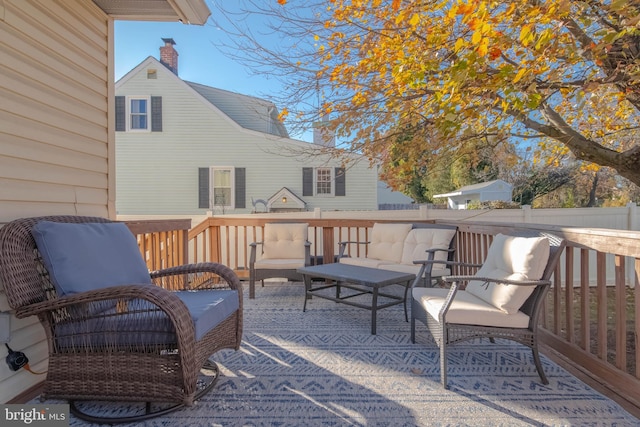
[
  {"x1": 249, "y1": 222, "x2": 311, "y2": 299},
  {"x1": 0, "y1": 216, "x2": 243, "y2": 423},
  {"x1": 411, "y1": 231, "x2": 565, "y2": 389}
]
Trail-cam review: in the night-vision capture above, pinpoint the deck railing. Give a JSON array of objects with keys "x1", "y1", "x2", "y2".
[
  {"x1": 125, "y1": 218, "x2": 191, "y2": 271},
  {"x1": 128, "y1": 216, "x2": 640, "y2": 411}
]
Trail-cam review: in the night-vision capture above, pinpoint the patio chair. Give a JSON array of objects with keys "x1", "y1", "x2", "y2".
[
  {"x1": 411, "y1": 230, "x2": 565, "y2": 389},
  {"x1": 249, "y1": 222, "x2": 311, "y2": 299},
  {"x1": 0, "y1": 215, "x2": 243, "y2": 423}
]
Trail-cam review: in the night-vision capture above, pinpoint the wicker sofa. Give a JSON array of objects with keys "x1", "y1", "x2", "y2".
[{"x1": 337, "y1": 222, "x2": 457, "y2": 286}]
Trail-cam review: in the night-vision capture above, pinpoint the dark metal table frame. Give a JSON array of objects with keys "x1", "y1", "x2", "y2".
[{"x1": 298, "y1": 263, "x2": 415, "y2": 334}]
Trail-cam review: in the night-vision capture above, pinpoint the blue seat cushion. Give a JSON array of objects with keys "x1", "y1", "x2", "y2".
[
  {"x1": 175, "y1": 289, "x2": 239, "y2": 340},
  {"x1": 54, "y1": 289, "x2": 240, "y2": 348},
  {"x1": 31, "y1": 221, "x2": 152, "y2": 296}
]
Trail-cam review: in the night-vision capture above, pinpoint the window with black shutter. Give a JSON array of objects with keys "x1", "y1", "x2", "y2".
[
  {"x1": 235, "y1": 168, "x2": 246, "y2": 209},
  {"x1": 198, "y1": 168, "x2": 210, "y2": 209},
  {"x1": 335, "y1": 167, "x2": 346, "y2": 196},
  {"x1": 151, "y1": 96, "x2": 162, "y2": 132},
  {"x1": 115, "y1": 96, "x2": 125, "y2": 131},
  {"x1": 303, "y1": 167, "x2": 313, "y2": 196}
]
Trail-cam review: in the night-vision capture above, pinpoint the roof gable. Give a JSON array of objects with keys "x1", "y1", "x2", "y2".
[{"x1": 116, "y1": 56, "x2": 289, "y2": 138}]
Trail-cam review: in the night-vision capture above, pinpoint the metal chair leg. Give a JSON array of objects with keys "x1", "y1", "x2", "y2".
[{"x1": 531, "y1": 344, "x2": 549, "y2": 385}]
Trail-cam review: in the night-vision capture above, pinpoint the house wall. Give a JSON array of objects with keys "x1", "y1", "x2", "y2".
[
  {"x1": 479, "y1": 190, "x2": 512, "y2": 203},
  {"x1": 0, "y1": 0, "x2": 112, "y2": 402},
  {"x1": 115, "y1": 61, "x2": 378, "y2": 215}
]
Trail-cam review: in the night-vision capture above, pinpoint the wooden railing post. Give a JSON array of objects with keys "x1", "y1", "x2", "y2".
[
  {"x1": 209, "y1": 222, "x2": 221, "y2": 264},
  {"x1": 322, "y1": 226, "x2": 335, "y2": 264}
]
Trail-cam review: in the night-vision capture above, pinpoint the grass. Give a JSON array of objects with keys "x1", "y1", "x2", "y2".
[{"x1": 545, "y1": 286, "x2": 636, "y2": 376}]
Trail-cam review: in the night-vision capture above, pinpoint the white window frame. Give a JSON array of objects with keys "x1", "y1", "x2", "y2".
[
  {"x1": 126, "y1": 96, "x2": 151, "y2": 132},
  {"x1": 210, "y1": 167, "x2": 235, "y2": 209},
  {"x1": 315, "y1": 167, "x2": 334, "y2": 197}
]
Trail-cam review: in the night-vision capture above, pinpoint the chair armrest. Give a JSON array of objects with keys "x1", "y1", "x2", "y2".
[
  {"x1": 424, "y1": 248, "x2": 455, "y2": 255},
  {"x1": 151, "y1": 262, "x2": 242, "y2": 291},
  {"x1": 412, "y1": 248, "x2": 457, "y2": 266},
  {"x1": 16, "y1": 284, "x2": 199, "y2": 372},
  {"x1": 437, "y1": 276, "x2": 552, "y2": 322},
  {"x1": 338, "y1": 241, "x2": 370, "y2": 258},
  {"x1": 442, "y1": 276, "x2": 551, "y2": 287},
  {"x1": 151, "y1": 262, "x2": 243, "y2": 311},
  {"x1": 16, "y1": 284, "x2": 193, "y2": 324},
  {"x1": 438, "y1": 281, "x2": 462, "y2": 322},
  {"x1": 411, "y1": 250, "x2": 459, "y2": 288},
  {"x1": 249, "y1": 241, "x2": 264, "y2": 266}
]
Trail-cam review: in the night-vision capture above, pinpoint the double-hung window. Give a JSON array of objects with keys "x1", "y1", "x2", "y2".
[
  {"x1": 115, "y1": 95, "x2": 162, "y2": 132},
  {"x1": 212, "y1": 168, "x2": 233, "y2": 208},
  {"x1": 127, "y1": 96, "x2": 150, "y2": 131},
  {"x1": 302, "y1": 167, "x2": 346, "y2": 197},
  {"x1": 315, "y1": 168, "x2": 333, "y2": 196},
  {"x1": 130, "y1": 99, "x2": 148, "y2": 130},
  {"x1": 199, "y1": 167, "x2": 245, "y2": 210}
]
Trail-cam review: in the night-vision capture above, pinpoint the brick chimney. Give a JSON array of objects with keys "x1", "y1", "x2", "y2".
[{"x1": 159, "y1": 38, "x2": 178, "y2": 75}]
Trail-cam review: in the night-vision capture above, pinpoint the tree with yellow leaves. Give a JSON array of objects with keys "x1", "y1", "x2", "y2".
[{"x1": 213, "y1": 1, "x2": 640, "y2": 187}]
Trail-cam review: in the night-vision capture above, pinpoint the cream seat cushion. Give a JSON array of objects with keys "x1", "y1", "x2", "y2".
[
  {"x1": 376, "y1": 262, "x2": 450, "y2": 279},
  {"x1": 254, "y1": 258, "x2": 307, "y2": 270},
  {"x1": 262, "y1": 223, "x2": 308, "y2": 260},
  {"x1": 413, "y1": 287, "x2": 530, "y2": 328},
  {"x1": 339, "y1": 256, "x2": 387, "y2": 269},
  {"x1": 465, "y1": 234, "x2": 550, "y2": 314}
]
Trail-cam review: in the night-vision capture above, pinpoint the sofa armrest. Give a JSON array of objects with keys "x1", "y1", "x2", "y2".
[
  {"x1": 338, "y1": 241, "x2": 370, "y2": 258},
  {"x1": 304, "y1": 241, "x2": 311, "y2": 266}
]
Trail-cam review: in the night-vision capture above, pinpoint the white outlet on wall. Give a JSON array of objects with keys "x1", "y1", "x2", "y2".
[{"x1": 0, "y1": 312, "x2": 11, "y2": 343}]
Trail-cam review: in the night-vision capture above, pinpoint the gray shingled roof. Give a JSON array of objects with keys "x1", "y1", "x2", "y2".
[{"x1": 186, "y1": 81, "x2": 289, "y2": 138}]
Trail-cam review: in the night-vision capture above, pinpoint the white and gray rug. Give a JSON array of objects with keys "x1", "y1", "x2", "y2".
[{"x1": 63, "y1": 283, "x2": 637, "y2": 426}]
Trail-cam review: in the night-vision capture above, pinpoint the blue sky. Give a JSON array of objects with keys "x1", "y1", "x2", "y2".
[
  {"x1": 114, "y1": 19, "x2": 300, "y2": 134},
  {"x1": 115, "y1": 20, "x2": 275, "y2": 96}
]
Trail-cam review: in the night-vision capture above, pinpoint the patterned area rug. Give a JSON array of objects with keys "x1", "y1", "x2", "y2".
[{"x1": 61, "y1": 283, "x2": 636, "y2": 426}]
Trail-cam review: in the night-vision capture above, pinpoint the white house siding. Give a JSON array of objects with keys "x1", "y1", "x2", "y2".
[
  {"x1": 0, "y1": 0, "x2": 112, "y2": 402},
  {"x1": 116, "y1": 59, "x2": 378, "y2": 215}
]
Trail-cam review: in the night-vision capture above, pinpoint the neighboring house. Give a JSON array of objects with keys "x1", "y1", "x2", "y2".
[
  {"x1": 115, "y1": 40, "x2": 379, "y2": 215},
  {"x1": 377, "y1": 182, "x2": 415, "y2": 209},
  {"x1": 0, "y1": 0, "x2": 210, "y2": 403},
  {"x1": 433, "y1": 179, "x2": 513, "y2": 209}
]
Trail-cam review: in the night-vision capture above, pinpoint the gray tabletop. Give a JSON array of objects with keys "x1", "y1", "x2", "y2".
[{"x1": 298, "y1": 263, "x2": 415, "y2": 287}]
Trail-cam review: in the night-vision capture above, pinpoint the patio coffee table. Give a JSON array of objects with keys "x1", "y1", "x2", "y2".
[{"x1": 298, "y1": 263, "x2": 415, "y2": 334}]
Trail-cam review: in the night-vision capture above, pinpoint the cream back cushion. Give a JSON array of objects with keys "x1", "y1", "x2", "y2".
[
  {"x1": 465, "y1": 234, "x2": 550, "y2": 314},
  {"x1": 400, "y1": 228, "x2": 456, "y2": 266},
  {"x1": 262, "y1": 223, "x2": 308, "y2": 259},
  {"x1": 367, "y1": 223, "x2": 412, "y2": 263}
]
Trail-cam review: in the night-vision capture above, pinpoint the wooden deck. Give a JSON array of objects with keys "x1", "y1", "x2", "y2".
[{"x1": 123, "y1": 217, "x2": 640, "y2": 416}]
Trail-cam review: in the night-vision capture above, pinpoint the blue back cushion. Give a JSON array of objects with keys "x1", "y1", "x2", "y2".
[{"x1": 31, "y1": 221, "x2": 152, "y2": 296}]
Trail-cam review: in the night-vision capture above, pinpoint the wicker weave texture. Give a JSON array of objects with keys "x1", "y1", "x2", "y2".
[{"x1": 0, "y1": 215, "x2": 243, "y2": 406}]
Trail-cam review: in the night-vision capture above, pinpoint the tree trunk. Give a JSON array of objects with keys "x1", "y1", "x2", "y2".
[{"x1": 586, "y1": 172, "x2": 599, "y2": 207}]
